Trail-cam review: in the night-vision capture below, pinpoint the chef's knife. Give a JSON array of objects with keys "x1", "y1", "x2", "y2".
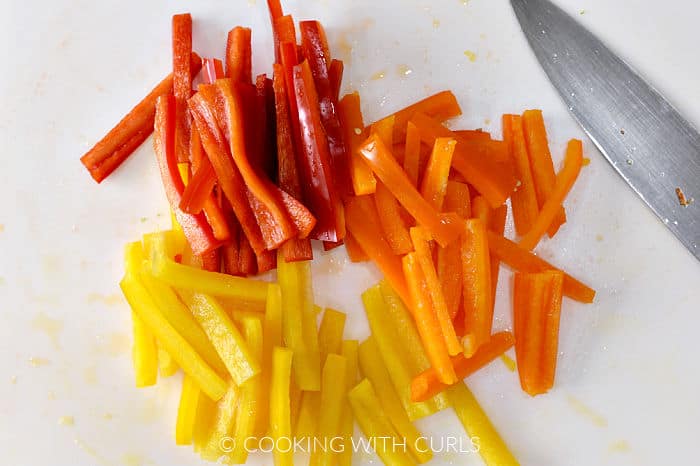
[{"x1": 511, "y1": 0, "x2": 700, "y2": 261}]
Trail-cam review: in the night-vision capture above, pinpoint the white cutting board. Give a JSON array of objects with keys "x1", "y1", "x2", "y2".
[{"x1": 2, "y1": 0, "x2": 699, "y2": 465}]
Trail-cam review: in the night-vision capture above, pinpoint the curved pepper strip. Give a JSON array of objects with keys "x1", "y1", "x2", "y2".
[
  {"x1": 153, "y1": 95, "x2": 221, "y2": 255},
  {"x1": 358, "y1": 132, "x2": 462, "y2": 247},
  {"x1": 293, "y1": 59, "x2": 345, "y2": 242},
  {"x1": 189, "y1": 90, "x2": 267, "y2": 254},
  {"x1": 80, "y1": 53, "x2": 202, "y2": 182}
]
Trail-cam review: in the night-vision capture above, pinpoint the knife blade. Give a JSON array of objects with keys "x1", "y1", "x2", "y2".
[{"x1": 511, "y1": 0, "x2": 700, "y2": 261}]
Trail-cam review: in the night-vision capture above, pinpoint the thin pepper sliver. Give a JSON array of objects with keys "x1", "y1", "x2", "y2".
[{"x1": 80, "y1": 53, "x2": 202, "y2": 182}]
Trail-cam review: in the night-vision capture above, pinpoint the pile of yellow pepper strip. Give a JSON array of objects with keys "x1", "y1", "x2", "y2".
[{"x1": 119, "y1": 216, "x2": 519, "y2": 465}]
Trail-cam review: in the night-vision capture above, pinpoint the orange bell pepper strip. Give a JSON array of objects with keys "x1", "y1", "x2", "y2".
[
  {"x1": 520, "y1": 139, "x2": 584, "y2": 250},
  {"x1": 344, "y1": 231, "x2": 370, "y2": 262},
  {"x1": 461, "y1": 219, "x2": 493, "y2": 357},
  {"x1": 437, "y1": 240, "x2": 462, "y2": 321},
  {"x1": 514, "y1": 271, "x2": 564, "y2": 396},
  {"x1": 503, "y1": 114, "x2": 539, "y2": 236},
  {"x1": 80, "y1": 53, "x2": 201, "y2": 182},
  {"x1": 329, "y1": 59, "x2": 344, "y2": 102},
  {"x1": 471, "y1": 195, "x2": 491, "y2": 225},
  {"x1": 189, "y1": 91, "x2": 267, "y2": 255},
  {"x1": 153, "y1": 95, "x2": 222, "y2": 256},
  {"x1": 371, "y1": 115, "x2": 395, "y2": 146},
  {"x1": 522, "y1": 109, "x2": 566, "y2": 236},
  {"x1": 378, "y1": 90, "x2": 462, "y2": 143},
  {"x1": 172, "y1": 13, "x2": 193, "y2": 163},
  {"x1": 226, "y1": 26, "x2": 252, "y2": 84},
  {"x1": 403, "y1": 252, "x2": 457, "y2": 385},
  {"x1": 420, "y1": 137, "x2": 457, "y2": 210},
  {"x1": 202, "y1": 57, "x2": 225, "y2": 83},
  {"x1": 404, "y1": 121, "x2": 422, "y2": 188},
  {"x1": 489, "y1": 204, "x2": 508, "y2": 306},
  {"x1": 454, "y1": 129, "x2": 491, "y2": 141},
  {"x1": 487, "y1": 231, "x2": 595, "y2": 303},
  {"x1": 410, "y1": 331, "x2": 515, "y2": 402},
  {"x1": 410, "y1": 112, "x2": 517, "y2": 208},
  {"x1": 345, "y1": 196, "x2": 410, "y2": 304},
  {"x1": 443, "y1": 180, "x2": 471, "y2": 219},
  {"x1": 339, "y1": 92, "x2": 376, "y2": 195},
  {"x1": 375, "y1": 181, "x2": 413, "y2": 255},
  {"x1": 358, "y1": 133, "x2": 462, "y2": 247},
  {"x1": 273, "y1": 63, "x2": 314, "y2": 262},
  {"x1": 410, "y1": 227, "x2": 462, "y2": 356}
]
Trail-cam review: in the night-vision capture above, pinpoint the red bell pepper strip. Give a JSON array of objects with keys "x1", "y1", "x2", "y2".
[
  {"x1": 266, "y1": 0, "x2": 285, "y2": 63},
  {"x1": 300, "y1": 21, "x2": 351, "y2": 197},
  {"x1": 357, "y1": 132, "x2": 462, "y2": 248},
  {"x1": 217, "y1": 80, "x2": 316, "y2": 248},
  {"x1": 249, "y1": 75, "x2": 277, "y2": 180},
  {"x1": 238, "y1": 233, "x2": 258, "y2": 276},
  {"x1": 226, "y1": 27, "x2": 252, "y2": 84},
  {"x1": 173, "y1": 13, "x2": 193, "y2": 163},
  {"x1": 80, "y1": 53, "x2": 202, "y2": 183},
  {"x1": 292, "y1": 59, "x2": 345, "y2": 242},
  {"x1": 410, "y1": 112, "x2": 517, "y2": 209},
  {"x1": 189, "y1": 91, "x2": 267, "y2": 255},
  {"x1": 272, "y1": 64, "x2": 313, "y2": 262},
  {"x1": 221, "y1": 202, "x2": 242, "y2": 276},
  {"x1": 153, "y1": 95, "x2": 220, "y2": 255},
  {"x1": 329, "y1": 59, "x2": 344, "y2": 103},
  {"x1": 262, "y1": 75, "x2": 279, "y2": 181}
]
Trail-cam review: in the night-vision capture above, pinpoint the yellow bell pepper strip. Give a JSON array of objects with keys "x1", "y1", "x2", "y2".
[
  {"x1": 201, "y1": 383, "x2": 240, "y2": 462},
  {"x1": 446, "y1": 382, "x2": 519, "y2": 466},
  {"x1": 403, "y1": 252, "x2": 457, "y2": 385},
  {"x1": 176, "y1": 374, "x2": 200, "y2": 445},
  {"x1": 289, "y1": 376, "x2": 303, "y2": 435},
  {"x1": 318, "y1": 308, "x2": 346, "y2": 363},
  {"x1": 277, "y1": 253, "x2": 321, "y2": 391},
  {"x1": 230, "y1": 317, "x2": 264, "y2": 464},
  {"x1": 409, "y1": 227, "x2": 462, "y2": 356},
  {"x1": 339, "y1": 340, "x2": 359, "y2": 466},
  {"x1": 420, "y1": 137, "x2": 457, "y2": 210},
  {"x1": 348, "y1": 379, "x2": 417, "y2": 466},
  {"x1": 358, "y1": 132, "x2": 462, "y2": 247},
  {"x1": 120, "y1": 275, "x2": 227, "y2": 402},
  {"x1": 192, "y1": 381, "x2": 218, "y2": 453},
  {"x1": 179, "y1": 291, "x2": 261, "y2": 386},
  {"x1": 256, "y1": 283, "x2": 283, "y2": 438},
  {"x1": 149, "y1": 233, "x2": 268, "y2": 304},
  {"x1": 359, "y1": 338, "x2": 432, "y2": 464},
  {"x1": 270, "y1": 347, "x2": 294, "y2": 466},
  {"x1": 158, "y1": 347, "x2": 179, "y2": 377},
  {"x1": 461, "y1": 219, "x2": 494, "y2": 357},
  {"x1": 138, "y1": 270, "x2": 229, "y2": 377},
  {"x1": 362, "y1": 284, "x2": 446, "y2": 421},
  {"x1": 310, "y1": 354, "x2": 347, "y2": 466},
  {"x1": 295, "y1": 391, "x2": 320, "y2": 439},
  {"x1": 131, "y1": 311, "x2": 158, "y2": 387}
]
